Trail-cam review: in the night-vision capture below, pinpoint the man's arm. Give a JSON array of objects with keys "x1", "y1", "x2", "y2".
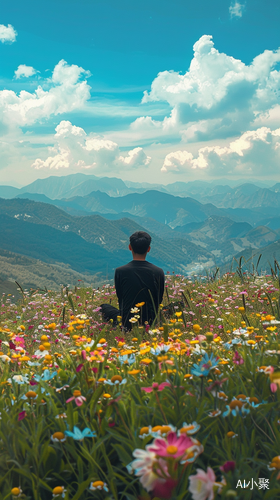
[
  {"x1": 114, "y1": 268, "x2": 122, "y2": 306},
  {"x1": 158, "y1": 269, "x2": 165, "y2": 304}
]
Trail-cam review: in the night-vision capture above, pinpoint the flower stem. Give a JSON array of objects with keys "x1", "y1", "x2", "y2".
[{"x1": 155, "y1": 392, "x2": 168, "y2": 424}]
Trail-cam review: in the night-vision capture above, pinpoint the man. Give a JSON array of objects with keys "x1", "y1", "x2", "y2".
[{"x1": 101, "y1": 231, "x2": 165, "y2": 330}]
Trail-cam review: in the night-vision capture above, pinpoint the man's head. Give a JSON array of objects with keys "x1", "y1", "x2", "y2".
[{"x1": 129, "y1": 231, "x2": 151, "y2": 260}]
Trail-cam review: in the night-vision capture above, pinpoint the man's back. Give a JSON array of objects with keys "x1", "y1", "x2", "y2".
[{"x1": 114, "y1": 260, "x2": 165, "y2": 329}]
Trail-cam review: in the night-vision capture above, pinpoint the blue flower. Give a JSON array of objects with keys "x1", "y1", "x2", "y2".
[
  {"x1": 118, "y1": 354, "x2": 136, "y2": 365},
  {"x1": 64, "y1": 426, "x2": 96, "y2": 441},
  {"x1": 179, "y1": 421, "x2": 201, "y2": 435},
  {"x1": 246, "y1": 398, "x2": 266, "y2": 408},
  {"x1": 105, "y1": 378, "x2": 127, "y2": 386},
  {"x1": 150, "y1": 345, "x2": 171, "y2": 355},
  {"x1": 34, "y1": 370, "x2": 57, "y2": 382},
  {"x1": 223, "y1": 343, "x2": 232, "y2": 350},
  {"x1": 222, "y1": 402, "x2": 250, "y2": 418},
  {"x1": 8, "y1": 374, "x2": 29, "y2": 385},
  {"x1": 191, "y1": 353, "x2": 219, "y2": 377}
]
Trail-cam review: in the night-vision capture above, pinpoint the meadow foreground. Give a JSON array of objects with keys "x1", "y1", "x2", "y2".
[{"x1": 0, "y1": 273, "x2": 280, "y2": 499}]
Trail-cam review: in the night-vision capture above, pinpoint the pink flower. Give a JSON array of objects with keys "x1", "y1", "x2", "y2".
[
  {"x1": 197, "y1": 335, "x2": 206, "y2": 342},
  {"x1": 141, "y1": 382, "x2": 171, "y2": 393},
  {"x1": 81, "y1": 350, "x2": 87, "y2": 360},
  {"x1": 148, "y1": 431, "x2": 203, "y2": 462},
  {"x1": 76, "y1": 364, "x2": 84, "y2": 372},
  {"x1": 271, "y1": 382, "x2": 278, "y2": 393},
  {"x1": 66, "y1": 396, "x2": 86, "y2": 407},
  {"x1": 18, "y1": 411, "x2": 26, "y2": 421},
  {"x1": 233, "y1": 350, "x2": 244, "y2": 365},
  {"x1": 189, "y1": 467, "x2": 217, "y2": 500}
]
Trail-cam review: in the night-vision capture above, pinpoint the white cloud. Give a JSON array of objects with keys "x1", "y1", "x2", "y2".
[
  {"x1": 0, "y1": 24, "x2": 17, "y2": 43},
  {"x1": 138, "y1": 35, "x2": 280, "y2": 142},
  {"x1": 161, "y1": 126, "x2": 280, "y2": 176},
  {"x1": 0, "y1": 60, "x2": 91, "y2": 126},
  {"x1": 229, "y1": 2, "x2": 245, "y2": 18},
  {"x1": 119, "y1": 147, "x2": 151, "y2": 167},
  {"x1": 32, "y1": 120, "x2": 151, "y2": 172},
  {"x1": 32, "y1": 150, "x2": 70, "y2": 170},
  {"x1": 14, "y1": 65, "x2": 37, "y2": 79}
]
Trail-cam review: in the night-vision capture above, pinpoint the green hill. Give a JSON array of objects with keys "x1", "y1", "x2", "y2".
[
  {"x1": 0, "y1": 248, "x2": 103, "y2": 292},
  {"x1": 0, "y1": 198, "x2": 214, "y2": 274}
]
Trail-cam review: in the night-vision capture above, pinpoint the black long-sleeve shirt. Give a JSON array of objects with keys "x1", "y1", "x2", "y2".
[{"x1": 114, "y1": 260, "x2": 165, "y2": 329}]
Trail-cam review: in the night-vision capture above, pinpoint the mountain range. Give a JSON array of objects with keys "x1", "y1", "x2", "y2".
[
  {"x1": 0, "y1": 198, "x2": 214, "y2": 279},
  {"x1": 1, "y1": 173, "x2": 280, "y2": 286}
]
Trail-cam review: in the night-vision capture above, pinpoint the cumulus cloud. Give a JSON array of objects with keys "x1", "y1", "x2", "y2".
[
  {"x1": 32, "y1": 120, "x2": 151, "y2": 172},
  {"x1": 229, "y1": 1, "x2": 245, "y2": 18},
  {"x1": 119, "y1": 147, "x2": 151, "y2": 167},
  {"x1": 0, "y1": 24, "x2": 17, "y2": 43},
  {"x1": 137, "y1": 35, "x2": 280, "y2": 142},
  {"x1": 14, "y1": 65, "x2": 37, "y2": 79},
  {"x1": 161, "y1": 126, "x2": 280, "y2": 176},
  {"x1": 0, "y1": 60, "x2": 91, "y2": 126}
]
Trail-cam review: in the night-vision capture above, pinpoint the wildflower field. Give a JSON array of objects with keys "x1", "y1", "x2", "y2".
[{"x1": 1, "y1": 272, "x2": 280, "y2": 500}]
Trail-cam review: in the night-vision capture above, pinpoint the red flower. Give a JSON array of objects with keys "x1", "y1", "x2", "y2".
[
  {"x1": 153, "y1": 478, "x2": 178, "y2": 498},
  {"x1": 220, "y1": 461, "x2": 236, "y2": 473}
]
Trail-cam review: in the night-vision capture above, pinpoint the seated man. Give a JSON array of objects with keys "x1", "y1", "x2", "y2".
[{"x1": 101, "y1": 231, "x2": 165, "y2": 330}]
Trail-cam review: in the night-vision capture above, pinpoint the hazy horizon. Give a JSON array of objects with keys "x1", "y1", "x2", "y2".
[{"x1": 0, "y1": 172, "x2": 277, "y2": 190}]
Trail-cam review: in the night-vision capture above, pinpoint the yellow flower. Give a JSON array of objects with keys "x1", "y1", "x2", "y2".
[
  {"x1": 25, "y1": 391, "x2": 37, "y2": 399},
  {"x1": 270, "y1": 456, "x2": 280, "y2": 470},
  {"x1": 73, "y1": 390, "x2": 81, "y2": 397},
  {"x1": 139, "y1": 426, "x2": 150, "y2": 435},
  {"x1": 11, "y1": 487, "x2": 22, "y2": 497},
  {"x1": 52, "y1": 486, "x2": 66, "y2": 497},
  {"x1": 238, "y1": 307, "x2": 245, "y2": 312},
  {"x1": 111, "y1": 375, "x2": 123, "y2": 384},
  {"x1": 226, "y1": 431, "x2": 238, "y2": 438},
  {"x1": 213, "y1": 336, "x2": 222, "y2": 343},
  {"x1": 140, "y1": 358, "x2": 153, "y2": 365},
  {"x1": 128, "y1": 369, "x2": 140, "y2": 375},
  {"x1": 175, "y1": 311, "x2": 182, "y2": 317},
  {"x1": 52, "y1": 432, "x2": 66, "y2": 442},
  {"x1": 135, "y1": 302, "x2": 145, "y2": 307},
  {"x1": 193, "y1": 324, "x2": 200, "y2": 333}
]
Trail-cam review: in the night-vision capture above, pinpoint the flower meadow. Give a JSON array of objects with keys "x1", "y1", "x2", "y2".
[{"x1": 1, "y1": 273, "x2": 280, "y2": 499}]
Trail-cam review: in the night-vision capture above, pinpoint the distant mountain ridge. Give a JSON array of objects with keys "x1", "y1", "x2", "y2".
[
  {"x1": 0, "y1": 198, "x2": 214, "y2": 276},
  {"x1": 0, "y1": 173, "x2": 277, "y2": 205}
]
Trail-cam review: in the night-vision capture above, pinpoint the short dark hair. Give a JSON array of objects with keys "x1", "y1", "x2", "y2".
[{"x1": 129, "y1": 231, "x2": 151, "y2": 254}]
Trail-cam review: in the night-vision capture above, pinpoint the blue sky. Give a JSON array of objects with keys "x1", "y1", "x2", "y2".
[{"x1": 0, "y1": 0, "x2": 280, "y2": 186}]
